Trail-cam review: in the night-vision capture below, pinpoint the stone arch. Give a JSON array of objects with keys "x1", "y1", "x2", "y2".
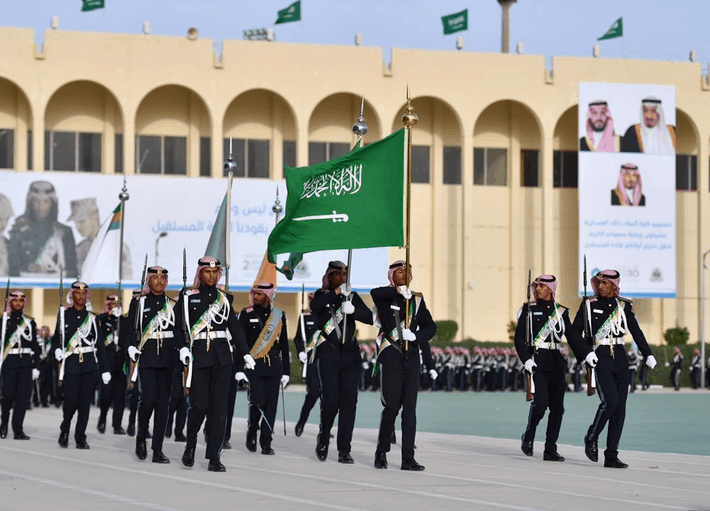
[{"x1": 0, "y1": 76, "x2": 33, "y2": 170}]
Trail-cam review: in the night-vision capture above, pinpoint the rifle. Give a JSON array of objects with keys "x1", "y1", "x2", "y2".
[
  {"x1": 181, "y1": 248, "x2": 191, "y2": 396},
  {"x1": 583, "y1": 255, "x2": 596, "y2": 396},
  {"x1": 127, "y1": 255, "x2": 148, "y2": 389},
  {"x1": 299, "y1": 283, "x2": 308, "y2": 378},
  {"x1": 0, "y1": 278, "x2": 10, "y2": 397},
  {"x1": 58, "y1": 269, "x2": 66, "y2": 385},
  {"x1": 525, "y1": 270, "x2": 534, "y2": 402}
]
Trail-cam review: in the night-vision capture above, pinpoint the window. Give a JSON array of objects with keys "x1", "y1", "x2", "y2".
[
  {"x1": 200, "y1": 137, "x2": 211, "y2": 177},
  {"x1": 474, "y1": 147, "x2": 507, "y2": 186},
  {"x1": 521, "y1": 150, "x2": 539, "y2": 187},
  {"x1": 0, "y1": 129, "x2": 14, "y2": 169},
  {"x1": 222, "y1": 138, "x2": 270, "y2": 178},
  {"x1": 411, "y1": 145, "x2": 430, "y2": 184},
  {"x1": 443, "y1": 146, "x2": 461, "y2": 185},
  {"x1": 27, "y1": 130, "x2": 32, "y2": 170},
  {"x1": 45, "y1": 131, "x2": 102, "y2": 172},
  {"x1": 283, "y1": 140, "x2": 296, "y2": 168},
  {"x1": 553, "y1": 150, "x2": 578, "y2": 188},
  {"x1": 676, "y1": 154, "x2": 697, "y2": 191},
  {"x1": 308, "y1": 142, "x2": 350, "y2": 165},
  {"x1": 115, "y1": 134, "x2": 123, "y2": 174},
  {"x1": 135, "y1": 135, "x2": 186, "y2": 175}
]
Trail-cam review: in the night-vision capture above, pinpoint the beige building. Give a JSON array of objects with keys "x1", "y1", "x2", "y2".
[{"x1": 0, "y1": 26, "x2": 708, "y2": 345}]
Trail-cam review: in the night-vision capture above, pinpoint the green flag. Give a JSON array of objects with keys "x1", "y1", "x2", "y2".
[
  {"x1": 597, "y1": 17, "x2": 623, "y2": 41},
  {"x1": 81, "y1": 0, "x2": 105, "y2": 12},
  {"x1": 442, "y1": 9, "x2": 467, "y2": 35},
  {"x1": 267, "y1": 129, "x2": 405, "y2": 263},
  {"x1": 276, "y1": 252, "x2": 304, "y2": 280},
  {"x1": 275, "y1": 1, "x2": 301, "y2": 24},
  {"x1": 204, "y1": 194, "x2": 228, "y2": 264}
]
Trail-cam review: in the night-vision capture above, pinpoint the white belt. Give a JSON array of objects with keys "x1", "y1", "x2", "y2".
[
  {"x1": 596, "y1": 337, "x2": 625, "y2": 346},
  {"x1": 193, "y1": 331, "x2": 228, "y2": 340},
  {"x1": 7, "y1": 348, "x2": 33, "y2": 355},
  {"x1": 535, "y1": 342, "x2": 560, "y2": 350},
  {"x1": 147, "y1": 331, "x2": 174, "y2": 339},
  {"x1": 69, "y1": 346, "x2": 95, "y2": 355}
]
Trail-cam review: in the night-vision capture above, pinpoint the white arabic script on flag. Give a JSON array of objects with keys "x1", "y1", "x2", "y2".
[{"x1": 300, "y1": 164, "x2": 362, "y2": 199}]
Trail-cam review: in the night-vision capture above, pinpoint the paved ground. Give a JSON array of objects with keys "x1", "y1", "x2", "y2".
[{"x1": 1, "y1": 388, "x2": 709, "y2": 511}]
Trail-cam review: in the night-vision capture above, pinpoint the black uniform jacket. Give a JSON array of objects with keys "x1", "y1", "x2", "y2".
[
  {"x1": 515, "y1": 300, "x2": 588, "y2": 373},
  {"x1": 238, "y1": 305, "x2": 290, "y2": 377},
  {"x1": 126, "y1": 294, "x2": 177, "y2": 368},
  {"x1": 293, "y1": 311, "x2": 318, "y2": 355},
  {"x1": 572, "y1": 296, "x2": 652, "y2": 371},
  {"x1": 173, "y1": 284, "x2": 248, "y2": 370},
  {"x1": 97, "y1": 311, "x2": 128, "y2": 372},
  {"x1": 310, "y1": 288, "x2": 373, "y2": 358},
  {"x1": 1, "y1": 312, "x2": 39, "y2": 369},
  {"x1": 51, "y1": 307, "x2": 108, "y2": 375},
  {"x1": 370, "y1": 286, "x2": 436, "y2": 371}
]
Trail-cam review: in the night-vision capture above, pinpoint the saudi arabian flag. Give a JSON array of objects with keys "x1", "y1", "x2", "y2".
[
  {"x1": 275, "y1": 1, "x2": 301, "y2": 24},
  {"x1": 81, "y1": 0, "x2": 105, "y2": 12},
  {"x1": 81, "y1": 203, "x2": 122, "y2": 285},
  {"x1": 204, "y1": 193, "x2": 228, "y2": 265},
  {"x1": 442, "y1": 9, "x2": 468, "y2": 35},
  {"x1": 267, "y1": 129, "x2": 405, "y2": 263},
  {"x1": 598, "y1": 17, "x2": 623, "y2": 41}
]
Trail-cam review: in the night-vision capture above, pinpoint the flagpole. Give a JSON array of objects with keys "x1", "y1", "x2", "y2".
[
  {"x1": 225, "y1": 171, "x2": 233, "y2": 291},
  {"x1": 117, "y1": 177, "x2": 129, "y2": 308},
  {"x1": 401, "y1": 87, "x2": 418, "y2": 334}
]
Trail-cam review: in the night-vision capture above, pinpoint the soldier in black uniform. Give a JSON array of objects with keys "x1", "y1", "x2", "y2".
[
  {"x1": 0, "y1": 290, "x2": 39, "y2": 440},
  {"x1": 173, "y1": 257, "x2": 254, "y2": 472},
  {"x1": 515, "y1": 275, "x2": 590, "y2": 461},
  {"x1": 294, "y1": 296, "x2": 318, "y2": 437},
  {"x1": 165, "y1": 349, "x2": 188, "y2": 442},
  {"x1": 36, "y1": 326, "x2": 53, "y2": 407},
  {"x1": 96, "y1": 294, "x2": 128, "y2": 435},
  {"x1": 126, "y1": 266, "x2": 177, "y2": 463},
  {"x1": 237, "y1": 282, "x2": 290, "y2": 455},
  {"x1": 53, "y1": 282, "x2": 110, "y2": 449},
  {"x1": 670, "y1": 347, "x2": 683, "y2": 391},
  {"x1": 573, "y1": 269, "x2": 657, "y2": 468},
  {"x1": 311, "y1": 260, "x2": 373, "y2": 463},
  {"x1": 371, "y1": 261, "x2": 437, "y2": 471}
]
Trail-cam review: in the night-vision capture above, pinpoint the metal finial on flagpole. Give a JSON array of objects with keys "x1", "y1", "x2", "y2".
[
  {"x1": 401, "y1": 86, "x2": 417, "y2": 336},
  {"x1": 272, "y1": 187, "x2": 283, "y2": 224},
  {"x1": 223, "y1": 141, "x2": 235, "y2": 290},
  {"x1": 117, "y1": 176, "x2": 129, "y2": 312},
  {"x1": 352, "y1": 95, "x2": 368, "y2": 142}
]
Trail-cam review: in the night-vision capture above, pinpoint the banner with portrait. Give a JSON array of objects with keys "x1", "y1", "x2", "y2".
[
  {"x1": 578, "y1": 82, "x2": 676, "y2": 297},
  {"x1": 0, "y1": 171, "x2": 387, "y2": 292}
]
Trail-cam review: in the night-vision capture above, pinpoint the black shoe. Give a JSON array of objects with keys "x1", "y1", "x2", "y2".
[
  {"x1": 543, "y1": 451, "x2": 565, "y2": 462},
  {"x1": 113, "y1": 426, "x2": 126, "y2": 435},
  {"x1": 174, "y1": 432, "x2": 187, "y2": 442},
  {"x1": 374, "y1": 451, "x2": 388, "y2": 469},
  {"x1": 222, "y1": 440, "x2": 232, "y2": 450},
  {"x1": 261, "y1": 446, "x2": 275, "y2": 455},
  {"x1": 58, "y1": 432, "x2": 68, "y2": 448},
  {"x1": 152, "y1": 451, "x2": 170, "y2": 464},
  {"x1": 0, "y1": 423, "x2": 7, "y2": 439},
  {"x1": 604, "y1": 457, "x2": 629, "y2": 469},
  {"x1": 165, "y1": 429, "x2": 172, "y2": 439},
  {"x1": 390, "y1": 430, "x2": 396, "y2": 445},
  {"x1": 181, "y1": 446, "x2": 195, "y2": 467},
  {"x1": 521, "y1": 435, "x2": 533, "y2": 456},
  {"x1": 338, "y1": 451, "x2": 354, "y2": 464},
  {"x1": 246, "y1": 437, "x2": 257, "y2": 453},
  {"x1": 295, "y1": 420, "x2": 305, "y2": 437},
  {"x1": 315, "y1": 442, "x2": 328, "y2": 461},
  {"x1": 97, "y1": 418, "x2": 106, "y2": 434},
  {"x1": 136, "y1": 440, "x2": 147, "y2": 460},
  {"x1": 401, "y1": 458, "x2": 425, "y2": 471},
  {"x1": 127, "y1": 423, "x2": 135, "y2": 437},
  {"x1": 584, "y1": 435, "x2": 598, "y2": 463},
  {"x1": 76, "y1": 441, "x2": 90, "y2": 450},
  {"x1": 14, "y1": 432, "x2": 30, "y2": 440},
  {"x1": 208, "y1": 459, "x2": 226, "y2": 472}
]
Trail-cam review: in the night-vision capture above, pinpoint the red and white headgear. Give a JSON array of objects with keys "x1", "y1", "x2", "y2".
[
  {"x1": 249, "y1": 281, "x2": 276, "y2": 306},
  {"x1": 585, "y1": 100, "x2": 617, "y2": 152},
  {"x1": 322, "y1": 260, "x2": 347, "y2": 288},
  {"x1": 387, "y1": 260, "x2": 413, "y2": 287},
  {"x1": 68, "y1": 281, "x2": 90, "y2": 306},
  {"x1": 615, "y1": 164, "x2": 643, "y2": 206},
  {"x1": 591, "y1": 269, "x2": 620, "y2": 297},
  {"x1": 531, "y1": 274, "x2": 557, "y2": 301},
  {"x1": 5, "y1": 290, "x2": 27, "y2": 314},
  {"x1": 193, "y1": 257, "x2": 223, "y2": 287},
  {"x1": 144, "y1": 266, "x2": 169, "y2": 295},
  {"x1": 102, "y1": 294, "x2": 119, "y2": 313}
]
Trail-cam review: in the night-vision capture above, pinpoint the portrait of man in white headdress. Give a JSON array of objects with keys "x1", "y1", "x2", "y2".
[
  {"x1": 0, "y1": 193, "x2": 13, "y2": 276},
  {"x1": 621, "y1": 97, "x2": 676, "y2": 154}
]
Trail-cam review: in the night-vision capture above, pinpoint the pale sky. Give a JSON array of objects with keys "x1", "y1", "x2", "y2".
[{"x1": 0, "y1": 0, "x2": 708, "y2": 65}]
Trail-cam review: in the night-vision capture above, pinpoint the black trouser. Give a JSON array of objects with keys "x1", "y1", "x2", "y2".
[
  {"x1": 38, "y1": 361, "x2": 53, "y2": 406},
  {"x1": 691, "y1": 368, "x2": 700, "y2": 389},
  {"x1": 587, "y1": 365, "x2": 629, "y2": 460},
  {"x1": 628, "y1": 368, "x2": 637, "y2": 392},
  {"x1": 522, "y1": 368, "x2": 566, "y2": 453},
  {"x1": 99, "y1": 367, "x2": 127, "y2": 428},
  {"x1": 1, "y1": 365, "x2": 32, "y2": 435},
  {"x1": 316, "y1": 354, "x2": 360, "y2": 453},
  {"x1": 137, "y1": 366, "x2": 173, "y2": 453},
  {"x1": 186, "y1": 363, "x2": 230, "y2": 460},
  {"x1": 167, "y1": 365, "x2": 187, "y2": 436},
  {"x1": 60, "y1": 371, "x2": 97, "y2": 443},
  {"x1": 376, "y1": 351, "x2": 419, "y2": 460},
  {"x1": 246, "y1": 371, "x2": 280, "y2": 449},
  {"x1": 127, "y1": 383, "x2": 140, "y2": 427},
  {"x1": 298, "y1": 362, "x2": 320, "y2": 425},
  {"x1": 224, "y1": 364, "x2": 238, "y2": 443}
]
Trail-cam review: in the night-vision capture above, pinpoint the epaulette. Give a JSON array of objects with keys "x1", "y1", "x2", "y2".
[
  {"x1": 243, "y1": 306, "x2": 254, "y2": 313},
  {"x1": 412, "y1": 291, "x2": 423, "y2": 298},
  {"x1": 185, "y1": 289, "x2": 199, "y2": 296},
  {"x1": 588, "y1": 297, "x2": 598, "y2": 303},
  {"x1": 619, "y1": 296, "x2": 633, "y2": 305},
  {"x1": 529, "y1": 301, "x2": 537, "y2": 306},
  {"x1": 166, "y1": 295, "x2": 177, "y2": 303},
  {"x1": 556, "y1": 303, "x2": 568, "y2": 312},
  {"x1": 25, "y1": 314, "x2": 35, "y2": 321}
]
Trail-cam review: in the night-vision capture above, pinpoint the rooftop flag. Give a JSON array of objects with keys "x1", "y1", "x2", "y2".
[
  {"x1": 81, "y1": 0, "x2": 105, "y2": 12},
  {"x1": 275, "y1": 1, "x2": 301, "y2": 25},
  {"x1": 597, "y1": 17, "x2": 623, "y2": 41},
  {"x1": 442, "y1": 9, "x2": 468, "y2": 35}
]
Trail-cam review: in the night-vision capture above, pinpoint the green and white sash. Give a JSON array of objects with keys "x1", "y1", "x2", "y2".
[
  {"x1": 249, "y1": 308, "x2": 284, "y2": 360},
  {"x1": 533, "y1": 304, "x2": 566, "y2": 347},
  {"x1": 376, "y1": 296, "x2": 421, "y2": 353},
  {"x1": 188, "y1": 292, "x2": 229, "y2": 339},
  {"x1": 594, "y1": 299, "x2": 626, "y2": 342},
  {"x1": 66, "y1": 314, "x2": 93, "y2": 355},
  {"x1": 2, "y1": 315, "x2": 33, "y2": 360},
  {"x1": 139, "y1": 298, "x2": 174, "y2": 351}
]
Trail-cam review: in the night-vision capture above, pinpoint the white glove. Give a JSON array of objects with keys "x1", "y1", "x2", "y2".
[
  {"x1": 111, "y1": 306, "x2": 122, "y2": 317},
  {"x1": 281, "y1": 375, "x2": 290, "y2": 387},
  {"x1": 402, "y1": 328, "x2": 417, "y2": 342},
  {"x1": 646, "y1": 355, "x2": 657, "y2": 370},
  {"x1": 54, "y1": 348, "x2": 63, "y2": 362},
  {"x1": 339, "y1": 284, "x2": 352, "y2": 298},
  {"x1": 127, "y1": 345, "x2": 141, "y2": 362},
  {"x1": 397, "y1": 285, "x2": 412, "y2": 300},
  {"x1": 243, "y1": 354, "x2": 256, "y2": 370},
  {"x1": 342, "y1": 301, "x2": 355, "y2": 315},
  {"x1": 585, "y1": 351, "x2": 599, "y2": 368},
  {"x1": 664, "y1": 361, "x2": 670, "y2": 367},
  {"x1": 524, "y1": 358, "x2": 537, "y2": 374},
  {"x1": 179, "y1": 347, "x2": 191, "y2": 365},
  {"x1": 298, "y1": 351, "x2": 308, "y2": 364},
  {"x1": 32, "y1": 368, "x2": 40, "y2": 380},
  {"x1": 429, "y1": 369, "x2": 438, "y2": 380},
  {"x1": 101, "y1": 372, "x2": 111, "y2": 385},
  {"x1": 235, "y1": 371, "x2": 248, "y2": 382}
]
